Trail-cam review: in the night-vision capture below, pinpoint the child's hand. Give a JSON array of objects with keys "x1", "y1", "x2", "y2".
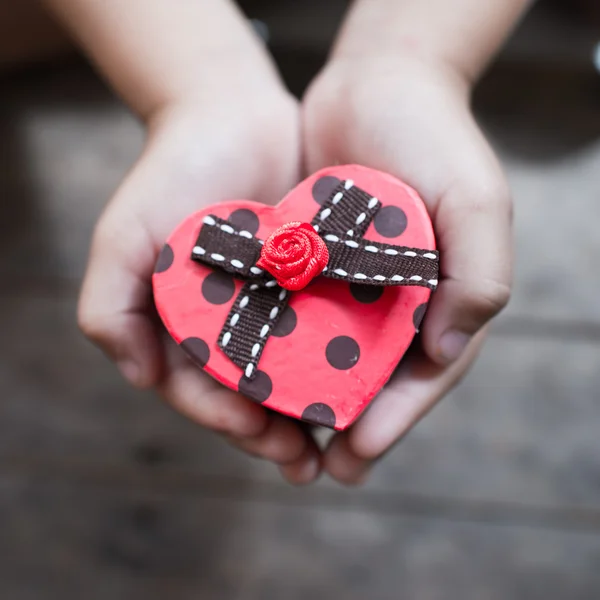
[
  {"x1": 296, "y1": 0, "x2": 530, "y2": 485},
  {"x1": 78, "y1": 94, "x2": 327, "y2": 480},
  {"x1": 301, "y1": 0, "x2": 533, "y2": 484},
  {"x1": 302, "y1": 56, "x2": 514, "y2": 484},
  {"x1": 51, "y1": 0, "x2": 323, "y2": 484}
]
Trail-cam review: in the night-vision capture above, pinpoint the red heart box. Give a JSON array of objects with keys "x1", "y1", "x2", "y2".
[{"x1": 153, "y1": 165, "x2": 435, "y2": 430}]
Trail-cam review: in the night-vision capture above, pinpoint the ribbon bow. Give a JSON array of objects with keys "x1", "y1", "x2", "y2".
[{"x1": 191, "y1": 179, "x2": 439, "y2": 380}]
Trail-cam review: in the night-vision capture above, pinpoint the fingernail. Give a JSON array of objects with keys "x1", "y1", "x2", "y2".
[
  {"x1": 117, "y1": 359, "x2": 140, "y2": 386},
  {"x1": 439, "y1": 330, "x2": 471, "y2": 363}
]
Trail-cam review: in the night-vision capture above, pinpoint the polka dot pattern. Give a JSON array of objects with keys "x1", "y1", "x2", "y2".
[
  {"x1": 312, "y1": 176, "x2": 341, "y2": 205},
  {"x1": 154, "y1": 244, "x2": 174, "y2": 273},
  {"x1": 180, "y1": 337, "x2": 210, "y2": 367},
  {"x1": 272, "y1": 306, "x2": 297, "y2": 338},
  {"x1": 202, "y1": 271, "x2": 235, "y2": 305},
  {"x1": 238, "y1": 370, "x2": 273, "y2": 403},
  {"x1": 229, "y1": 208, "x2": 260, "y2": 236},
  {"x1": 302, "y1": 403, "x2": 336, "y2": 428},
  {"x1": 350, "y1": 283, "x2": 384, "y2": 304},
  {"x1": 413, "y1": 303, "x2": 428, "y2": 332},
  {"x1": 326, "y1": 336, "x2": 361, "y2": 370},
  {"x1": 374, "y1": 205, "x2": 408, "y2": 238}
]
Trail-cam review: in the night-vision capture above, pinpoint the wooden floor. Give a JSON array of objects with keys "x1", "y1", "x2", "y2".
[{"x1": 2, "y1": 6, "x2": 600, "y2": 599}]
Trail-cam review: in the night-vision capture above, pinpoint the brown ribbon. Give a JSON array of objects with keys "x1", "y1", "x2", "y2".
[{"x1": 191, "y1": 180, "x2": 439, "y2": 379}]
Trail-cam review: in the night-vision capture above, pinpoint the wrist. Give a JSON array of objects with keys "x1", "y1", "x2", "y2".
[
  {"x1": 139, "y1": 87, "x2": 301, "y2": 207},
  {"x1": 308, "y1": 54, "x2": 471, "y2": 110},
  {"x1": 146, "y1": 80, "x2": 298, "y2": 140},
  {"x1": 329, "y1": 0, "x2": 531, "y2": 89}
]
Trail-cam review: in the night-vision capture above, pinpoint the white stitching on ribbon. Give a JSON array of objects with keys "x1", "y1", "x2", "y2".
[
  {"x1": 335, "y1": 271, "x2": 438, "y2": 287},
  {"x1": 201, "y1": 217, "x2": 258, "y2": 272},
  {"x1": 243, "y1": 284, "x2": 288, "y2": 379},
  {"x1": 323, "y1": 234, "x2": 437, "y2": 260}
]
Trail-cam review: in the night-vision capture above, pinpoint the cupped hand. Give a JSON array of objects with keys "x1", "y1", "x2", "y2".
[
  {"x1": 302, "y1": 57, "x2": 513, "y2": 484},
  {"x1": 79, "y1": 55, "x2": 512, "y2": 488},
  {"x1": 78, "y1": 83, "x2": 326, "y2": 484}
]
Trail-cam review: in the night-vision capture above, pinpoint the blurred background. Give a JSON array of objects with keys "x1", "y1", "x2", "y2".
[{"x1": 1, "y1": 0, "x2": 600, "y2": 598}]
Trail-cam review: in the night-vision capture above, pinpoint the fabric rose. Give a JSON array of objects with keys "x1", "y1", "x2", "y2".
[{"x1": 256, "y1": 222, "x2": 329, "y2": 291}]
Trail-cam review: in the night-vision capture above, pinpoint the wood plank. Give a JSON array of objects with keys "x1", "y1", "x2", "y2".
[
  {"x1": 1, "y1": 477, "x2": 600, "y2": 599},
  {"x1": 0, "y1": 66, "x2": 143, "y2": 284}
]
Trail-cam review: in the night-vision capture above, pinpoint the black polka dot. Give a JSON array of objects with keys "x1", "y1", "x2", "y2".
[
  {"x1": 350, "y1": 283, "x2": 384, "y2": 304},
  {"x1": 302, "y1": 403, "x2": 336, "y2": 428},
  {"x1": 272, "y1": 306, "x2": 297, "y2": 337},
  {"x1": 326, "y1": 336, "x2": 360, "y2": 370},
  {"x1": 413, "y1": 303, "x2": 428, "y2": 332},
  {"x1": 180, "y1": 337, "x2": 210, "y2": 367},
  {"x1": 374, "y1": 205, "x2": 408, "y2": 238},
  {"x1": 202, "y1": 271, "x2": 235, "y2": 305},
  {"x1": 312, "y1": 176, "x2": 341, "y2": 205},
  {"x1": 229, "y1": 208, "x2": 260, "y2": 236},
  {"x1": 238, "y1": 370, "x2": 272, "y2": 403},
  {"x1": 154, "y1": 244, "x2": 174, "y2": 273}
]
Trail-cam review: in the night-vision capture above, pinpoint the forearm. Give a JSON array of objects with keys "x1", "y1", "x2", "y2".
[
  {"x1": 43, "y1": 0, "x2": 281, "y2": 119},
  {"x1": 331, "y1": 0, "x2": 533, "y2": 85}
]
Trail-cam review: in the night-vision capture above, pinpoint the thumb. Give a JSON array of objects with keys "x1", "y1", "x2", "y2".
[
  {"x1": 421, "y1": 162, "x2": 513, "y2": 365},
  {"x1": 78, "y1": 186, "x2": 163, "y2": 389}
]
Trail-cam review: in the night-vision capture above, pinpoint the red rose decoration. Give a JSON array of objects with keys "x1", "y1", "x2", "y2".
[{"x1": 257, "y1": 221, "x2": 329, "y2": 291}]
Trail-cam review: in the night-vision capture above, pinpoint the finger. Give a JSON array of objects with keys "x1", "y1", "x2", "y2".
[
  {"x1": 420, "y1": 127, "x2": 513, "y2": 365},
  {"x1": 227, "y1": 414, "x2": 321, "y2": 484},
  {"x1": 324, "y1": 330, "x2": 486, "y2": 485},
  {"x1": 78, "y1": 202, "x2": 162, "y2": 389},
  {"x1": 278, "y1": 442, "x2": 322, "y2": 486},
  {"x1": 323, "y1": 434, "x2": 371, "y2": 487},
  {"x1": 159, "y1": 337, "x2": 269, "y2": 438}
]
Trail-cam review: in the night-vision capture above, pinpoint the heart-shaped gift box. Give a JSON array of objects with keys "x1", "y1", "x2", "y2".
[{"x1": 153, "y1": 165, "x2": 437, "y2": 430}]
